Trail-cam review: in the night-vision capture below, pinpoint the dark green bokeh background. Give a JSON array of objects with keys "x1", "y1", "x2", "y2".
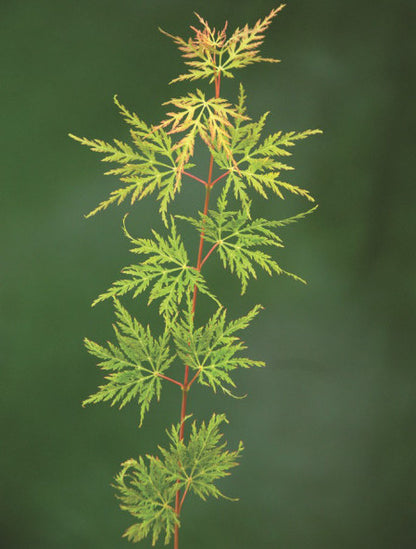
[{"x1": 2, "y1": 1, "x2": 415, "y2": 547}]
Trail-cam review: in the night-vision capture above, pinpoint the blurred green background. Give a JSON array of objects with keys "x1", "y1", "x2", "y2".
[{"x1": 1, "y1": 0, "x2": 415, "y2": 547}]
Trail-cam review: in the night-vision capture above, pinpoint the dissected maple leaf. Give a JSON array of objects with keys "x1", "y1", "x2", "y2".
[{"x1": 160, "y1": 4, "x2": 285, "y2": 83}]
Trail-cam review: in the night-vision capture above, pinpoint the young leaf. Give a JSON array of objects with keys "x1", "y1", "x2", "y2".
[
  {"x1": 83, "y1": 299, "x2": 174, "y2": 425},
  {"x1": 156, "y1": 90, "x2": 248, "y2": 183},
  {"x1": 221, "y1": 5, "x2": 284, "y2": 76},
  {"x1": 160, "y1": 14, "x2": 228, "y2": 84},
  {"x1": 162, "y1": 5, "x2": 285, "y2": 83}
]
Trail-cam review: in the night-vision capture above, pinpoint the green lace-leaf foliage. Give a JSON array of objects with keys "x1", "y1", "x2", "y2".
[
  {"x1": 114, "y1": 414, "x2": 242, "y2": 545},
  {"x1": 172, "y1": 300, "x2": 264, "y2": 394},
  {"x1": 179, "y1": 192, "x2": 318, "y2": 293},
  {"x1": 69, "y1": 96, "x2": 191, "y2": 223},
  {"x1": 115, "y1": 456, "x2": 178, "y2": 545},
  {"x1": 83, "y1": 299, "x2": 174, "y2": 425},
  {"x1": 92, "y1": 218, "x2": 219, "y2": 317},
  {"x1": 211, "y1": 84, "x2": 322, "y2": 211},
  {"x1": 160, "y1": 414, "x2": 243, "y2": 500}
]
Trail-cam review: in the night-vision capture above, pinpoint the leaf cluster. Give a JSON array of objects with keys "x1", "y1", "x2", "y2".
[
  {"x1": 114, "y1": 414, "x2": 242, "y2": 545},
  {"x1": 69, "y1": 6, "x2": 321, "y2": 227},
  {"x1": 85, "y1": 297, "x2": 264, "y2": 423}
]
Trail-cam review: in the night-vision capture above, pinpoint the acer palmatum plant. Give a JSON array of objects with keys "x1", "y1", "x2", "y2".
[{"x1": 69, "y1": 4, "x2": 321, "y2": 547}]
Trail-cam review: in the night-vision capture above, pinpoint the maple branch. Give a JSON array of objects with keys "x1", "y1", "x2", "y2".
[
  {"x1": 182, "y1": 170, "x2": 208, "y2": 186},
  {"x1": 73, "y1": 7, "x2": 323, "y2": 548}
]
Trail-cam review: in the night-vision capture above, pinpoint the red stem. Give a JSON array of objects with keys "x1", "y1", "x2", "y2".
[
  {"x1": 211, "y1": 170, "x2": 230, "y2": 187},
  {"x1": 200, "y1": 241, "x2": 220, "y2": 269},
  {"x1": 179, "y1": 481, "x2": 191, "y2": 513},
  {"x1": 182, "y1": 170, "x2": 208, "y2": 186},
  {"x1": 187, "y1": 368, "x2": 201, "y2": 390},
  {"x1": 156, "y1": 373, "x2": 184, "y2": 389},
  {"x1": 173, "y1": 71, "x2": 221, "y2": 549}
]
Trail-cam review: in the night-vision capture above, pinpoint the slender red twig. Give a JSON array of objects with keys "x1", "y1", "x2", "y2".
[
  {"x1": 210, "y1": 170, "x2": 230, "y2": 187},
  {"x1": 156, "y1": 373, "x2": 184, "y2": 389},
  {"x1": 178, "y1": 480, "x2": 191, "y2": 513},
  {"x1": 200, "y1": 241, "x2": 220, "y2": 269},
  {"x1": 182, "y1": 171, "x2": 208, "y2": 186},
  {"x1": 187, "y1": 368, "x2": 202, "y2": 390}
]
